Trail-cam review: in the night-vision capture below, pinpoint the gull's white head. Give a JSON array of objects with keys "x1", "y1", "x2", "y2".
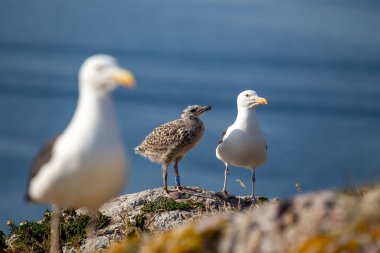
[
  {"x1": 79, "y1": 54, "x2": 135, "y2": 93},
  {"x1": 237, "y1": 90, "x2": 268, "y2": 109}
]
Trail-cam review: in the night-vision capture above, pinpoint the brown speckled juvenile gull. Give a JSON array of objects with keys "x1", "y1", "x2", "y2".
[{"x1": 135, "y1": 105, "x2": 211, "y2": 194}]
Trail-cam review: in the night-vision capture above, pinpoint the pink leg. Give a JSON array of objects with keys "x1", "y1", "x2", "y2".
[
  {"x1": 222, "y1": 163, "x2": 229, "y2": 193},
  {"x1": 50, "y1": 205, "x2": 60, "y2": 253},
  {"x1": 162, "y1": 163, "x2": 169, "y2": 193},
  {"x1": 174, "y1": 158, "x2": 183, "y2": 193}
]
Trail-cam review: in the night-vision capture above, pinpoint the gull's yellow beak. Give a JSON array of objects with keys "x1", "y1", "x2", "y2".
[
  {"x1": 113, "y1": 69, "x2": 136, "y2": 88},
  {"x1": 256, "y1": 97, "x2": 268, "y2": 105}
]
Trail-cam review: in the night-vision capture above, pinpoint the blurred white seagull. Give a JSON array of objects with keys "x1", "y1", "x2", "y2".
[
  {"x1": 26, "y1": 55, "x2": 135, "y2": 252},
  {"x1": 216, "y1": 90, "x2": 268, "y2": 202}
]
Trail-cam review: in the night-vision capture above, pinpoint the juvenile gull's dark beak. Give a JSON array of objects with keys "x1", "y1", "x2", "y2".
[{"x1": 196, "y1": 105, "x2": 212, "y2": 115}]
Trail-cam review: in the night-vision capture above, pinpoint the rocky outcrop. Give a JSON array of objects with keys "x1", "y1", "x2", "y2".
[
  {"x1": 107, "y1": 185, "x2": 380, "y2": 253},
  {"x1": 78, "y1": 186, "x2": 263, "y2": 252},
  {"x1": 99, "y1": 187, "x2": 253, "y2": 231}
]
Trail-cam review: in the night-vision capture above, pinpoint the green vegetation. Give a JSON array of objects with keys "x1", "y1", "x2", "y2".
[
  {"x1": 141, "y1": 197, "x2": 200, "y2": 213},
  {"x1": 295, "y1": 182, "x2": 304, "y2": 193},
  {"x1": 0, "y1": 230, "x2": 6, "y2": 252},
  {"x1": 7, "y1": 212, "x2": 51, "y2": 252},
  {"x1": 134, "y1": 213, "x2": 146, "y2": 231},
  {"x1": 255, "y1": 196, "x2": 269, "y2": 204},
  {"x1": 4, "y1": 209, "x2": 111, "y2": 252},
  {"x1": 128, "y1": 197, "x2": 203, "y2": 233}
]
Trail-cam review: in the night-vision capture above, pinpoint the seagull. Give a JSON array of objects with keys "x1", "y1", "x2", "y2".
[
  {"x1": 135, "y1": 105, "x2": 211, "y2": 195},
  {"x1": 216, "y1": 90, "x2": 267, "y2": 202},
  {"x1": 26, "y1": 55, "x2": 135, "y2": 253}
]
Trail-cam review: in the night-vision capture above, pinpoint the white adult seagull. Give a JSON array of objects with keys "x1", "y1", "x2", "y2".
[
  {"x1": 26, "y1": 55, "x2": 135, "y2": 252},
  {"x1": 216, "y1": 90, "x2": 267, "y2": 202}
]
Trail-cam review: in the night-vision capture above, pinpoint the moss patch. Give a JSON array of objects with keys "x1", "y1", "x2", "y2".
[
  {"x1": 141, "y1": 197, "x2": 198, "y2": 213},
  {"x1": 129, "y1": 197, "x2": 203, "y2": 232}
]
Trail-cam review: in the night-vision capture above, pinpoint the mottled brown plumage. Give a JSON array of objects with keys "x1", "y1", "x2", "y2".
[{"x1": 135, "y1": 105, "x2": 211, "y2": 193}]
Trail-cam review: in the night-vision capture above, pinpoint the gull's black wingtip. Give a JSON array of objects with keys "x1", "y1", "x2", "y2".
[
  {"x1": 24, "y1": 195, "x2": 30, "y2": 202},
  {"x1": 24, "y1": 192, "x2": 32, "y2": 202}
]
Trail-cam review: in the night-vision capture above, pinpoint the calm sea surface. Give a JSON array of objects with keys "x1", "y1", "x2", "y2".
[{"x1": 1, "y1": 0, "x2": 380, "y2": 232}]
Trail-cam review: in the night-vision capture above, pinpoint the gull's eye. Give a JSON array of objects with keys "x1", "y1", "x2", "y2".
[
  {"x1": 245, "y1": 94, "x2": 250, "y2": 97},
  {"x1": 95, "y1": 64, "x2": 106, "y2": 71},
  {"x1": 190, "y1": 108, "x2": 197, "y2": 113}
]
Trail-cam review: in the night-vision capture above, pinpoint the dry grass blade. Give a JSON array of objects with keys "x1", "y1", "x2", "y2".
[
  {"x1": 235, "y1": 179, "x2": 247, "y2": 190},
  {"x1": 295, "y1": 182, "x2": 303, "y2": 193}
]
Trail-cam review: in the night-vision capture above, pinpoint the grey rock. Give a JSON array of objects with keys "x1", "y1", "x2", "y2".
[
  {"x1": 80, "y1": 235, "x2": 111, "y2": 252},
  {"x1": 105, "y1": 185, "x2": 380, "y2": 253},
  {"x1": 80, "y1": 186, "x2": 256, "y2": 252},
  {"x1": 62, "y1": 246, "x2": 78, "y2": 253}
]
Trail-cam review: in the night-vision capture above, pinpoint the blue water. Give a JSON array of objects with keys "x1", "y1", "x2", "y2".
[{"x1": 1, "y1": 0, "x2": 380, "y2": 232}]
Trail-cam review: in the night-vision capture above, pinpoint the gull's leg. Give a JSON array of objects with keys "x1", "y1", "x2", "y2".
[
  {"x1": 251, "y1": 168, "x2": 257, "y2": 203},
  {"x1": 50, "y1": 205, "x2": 60, "y2": 253},
  {"x1": 163, "y1": 163, "x2": 169, "y2": 194},
  {"x1": 174, "y1": 158, "x2": 184, "y2": 193},
  {"x1": 86, "y1": 210, "x2": 97, "y2": 253},
  {"x1": 222, "y1": 163, "x2": 229, "y2": 193}
]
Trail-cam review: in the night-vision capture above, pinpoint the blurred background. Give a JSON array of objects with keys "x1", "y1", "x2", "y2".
[{"x1": 1, "y1": 0, "x2": 380, "y2": 232}]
